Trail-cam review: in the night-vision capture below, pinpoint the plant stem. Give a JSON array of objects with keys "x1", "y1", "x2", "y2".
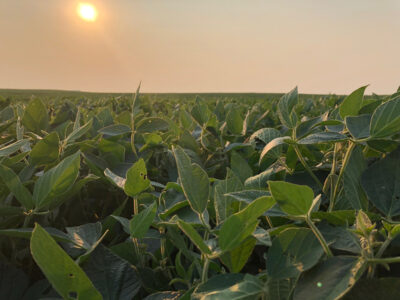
[
  {"x1": 376, "y1": 237, "x2": 392, "y2": 259},
  {"x1": 293, "y1": 144, "x2": 323, "y2": 190},
  {"x1": 201, "y1": 257, "x2": 210, "y2": 283},
  {"x1": 367, "y1": 256, "x2": 400, "y2": 264},
  {"x1": 328, "y1": 141, "x2": 356, "y2": 212},
  {"x1": 306, "y1": 215, "x2": 333, "y2": 257}
]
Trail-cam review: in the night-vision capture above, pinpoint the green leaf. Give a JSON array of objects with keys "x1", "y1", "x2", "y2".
[
  {"x1": 130, "y1": 202, "x2": 157, "y2": 239},
  {"x1": 345, "y1": 114, "x2": 371, "y2": 140},
  {"x1": 136, "y1": 117, "x2": 169, "y2": 133},
  {"x1": 361, "y1": 148, "x2": 400, "y2": 218},
  {"x1": 219, "y1": 196, "x2": 275, "y2": 251},
  {"x1": 294, "y1": 256, "x2": 366, "y2": 300},
  {"x1": 342, "y1": 278, "x2": 400, "y2": 300},
  {"x1": 231, "y1": 151, "x2": 252, "y2": 183},
  {"x1": 297, "y1": 132, "x2": 347, "y2": 145},
  {"x1": 0, "y1": 139, "x2": 29, "y2": 157},
  {"x1": 30, "y1": 224, "x2": 102, "y2": 300},
  {"x1": 220, "y1": 237, "x2": 257, "y2": 273},
  {"x1": 65, "y1": 119, "x2": 93, "y2": 145},
  {"x1": 124, "y1": 159, "x2": 151, "y2": 197},
  {"x1": 225, "y1": 190, "x2": 270, "y2": 205},
  {"x1": 268, "y1": 181, "x2": 314, "y2": 216},
  {"x1": 0, "y1": 227, "x2": 72, "y2": 243},
  {"x1": 83, "y1": 245, "x2": 141, "y2": 300},
  {"x1": 250, "y1": 128, "x2": 282, "y2": 159},
  {"x1": 278, "y1": 87, "x2": 298, "y2": 128},
  {"x1": 177, "y1": 219, "x2": 212, "y2": 255},
  {"x1": 226, "y1": 107, "x2": 243, "y2": 135},
  {"x1": 98, "y1": 124, "x2": 131, "y2": 136},
  {"x1": 266, "y1": 228, "x2": 324, "y2": 279},
  {"x1": 245, "y1": 167, "x2": 285, "y2": 189},
  {"x1": 144, "y1": 291, "x2": 183, "y2": 300},
  {"x1": 191, "y1": 97, "x2": 210, "y2": 126},
  {"x1": 369, "y1": 96, "x2": 400, "y2": 138},
  {"x1": 173, "y1": 146, "x2": 210, "y2": 215},
  {"x1": 22, "y1": 98, "x2": 49, "y2": 134},
  {"x1": 33, "y1": 152, "x2": 80, "y2": 210},
  {"x1": 104, "y1": 168, "x2": 126, "y2": 189},
  {"x1": 192, "y1": 274, "x2": 264, "y2": 300},
  {"x1": 30, "y1": 132, "x2": 60, "y2": 165},
  {"x1": 0, "y1": 164, "x2": 34, "y2": 209},
  {"x1": 339, "y1": 85, "x2": 368, "y2": 119},
  {"x1": 340, "y1": 145, "x2": 368, "y2": 210},
  {"x1": 214, "y1": 169, "x2": 243, "y2": 225},
  {"x1": 259, "y1": 137, "x2": 290, "y2": 162}
]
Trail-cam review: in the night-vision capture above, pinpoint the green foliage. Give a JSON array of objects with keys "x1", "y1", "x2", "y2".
[{"x1": 1, "y1": 87, "x2": 400, "y2": 299}]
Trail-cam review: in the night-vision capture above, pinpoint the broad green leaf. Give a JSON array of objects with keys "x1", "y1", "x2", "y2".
[
  {"x1": 369, "y1": 96, "x2": 400, "y2": 138},
  {"x1": 192, "y1": 274, "x2": 264, "y2": 300},
  {"x1": 219, "y1": 196, "x2": 275, "y2": 251},
  {"x1": 30, "y1": 132, "x2": 59, "y2": 165},
  {"x1": 345, "y1": 114, "x2": 371, "y2": 140},
  {"x1": 65, "y1": 119, "x2": 93, "y2": 145},
  {"x1": 220, "y1": 237, "x2": 256, "y2": 273},
  {"x1": 278, "y1": 87, "x2": 298, "y2": 128},
  {"x1": 30, "y1": 224, "x2": 102, "y2": 300},
  {"x1": 33, "y1": 152, "x2": 80, "y2": 210},
  {"x1": 250, "y1": 128, "x2": 282, "y2": 156},
  {"x1": 66, "y1": 222, "x2": 107, "y2": 264},
  {"x1": 104, "y1": 168, "x2": 126, "y2": 189},
  {"x1": 361, "y1": 149, "x2": 400, "y2": 218},
  {"x1": 342, "y1": 278, "x2": 400, "y2": 300},
  {"x1": 22, "y1": 98, "x2": 49, "y2": 134},
  {"x1": 173, "y1": 146, "x2": 210, "y2": 215},
  {"x1": 83, "y1": 245, "x2": 141, "y2": 300},
  {"x1": 266, "y1": 228, "x2": 324, "y2": 279},
  {"x1": 144, "y1": 291, "x2": 183, "y2": 300},
  {"x1": 340, "y1": 146, "x2": 368, "y2": 210},
  {"x1": 177, "y1": 219, "x2": 212, "y2": 255},
  {"x1": 124, "y1": 159, "x2": 151, "y2": 197},
  {"x1": 225, "y1": 190, "x2": 270, "y2": 204},
  {"x1": 0, "y1": 139, "x2": 29, "y2": 157},
  {"x1": 136, "y1": 117, "x2": 169, "y2": 133},
  {"x1": 98, "y1": 139, "x2": 125, "y2": 165},
  {"x1": 226, "y1": 107, "x2": 243, "y2": 135},
  {"x1": 318, "y1": 224, "x2": 361, "y2": 254},
  {"x1": 231, "y1": 151, "x2": 252, "y2": 183},
  {"x1": 245, "y1": 166, "x2": 285, "y2": 189},
  {"x1": 0, "y1": 227, "x2": 72, "y2": 243},
  {"x1": 191, "y1": 97, "x2": 210, "y2": 126},
  {"x1": 259, "y1": 136, "x2": 290, "y2": 162},
  {"x1": 311, "y1": 210, "x2": 356, "y2": 226},
  {"x1": 130, "y1": 202, "x2": 157, "y2": 239},
  {"x1": 268, "y1": 181, "x2": 314, "y2": 216},
  {"x1": 297, "y1": 132, "x2": 347, "y2": 145},
  {"x1": 98, "y1": 124, "x2": 131, "y2": 136},
  {"x1": 214, "y1": 169, "x2": 243, "y2": 225},
  {"x1": 267, "y1": 278, "x2": 294, "y2": 300},
  {"x1": 294, "y1": 256, "x2": 366, "y2": 300},
  {"x1": 339, "y1": 86, "x2": 368, "y2": 119},
  {"x1": 0, "y1": 164, "x2": 34, "y2": 209}
]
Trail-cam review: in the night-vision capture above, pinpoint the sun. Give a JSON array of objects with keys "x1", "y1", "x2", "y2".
[{"x1": 77, "y1": 3, "x2": 97, "y2": 22}]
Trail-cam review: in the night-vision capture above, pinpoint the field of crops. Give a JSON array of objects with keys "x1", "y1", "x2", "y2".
[{"x1": 1, "y1": 86, "x2": 400, "y2": 299}]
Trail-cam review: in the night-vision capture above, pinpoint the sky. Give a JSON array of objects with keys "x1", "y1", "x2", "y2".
[{"x1": 0, "y1": 0, "x2": 399, "y2": 94}]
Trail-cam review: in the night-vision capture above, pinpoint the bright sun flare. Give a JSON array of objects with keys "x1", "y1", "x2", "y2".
[{"x1": 77, "y1": 3, "x2": 97, "y2": 22}]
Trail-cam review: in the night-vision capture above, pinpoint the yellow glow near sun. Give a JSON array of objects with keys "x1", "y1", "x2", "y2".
[{"x1": 77, "y1": 3, "x2": 97, "y2": 22}]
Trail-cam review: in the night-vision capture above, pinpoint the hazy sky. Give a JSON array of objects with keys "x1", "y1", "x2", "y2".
[{"x1": 1, "y1": 0, "x2": 399, "y2": 94}]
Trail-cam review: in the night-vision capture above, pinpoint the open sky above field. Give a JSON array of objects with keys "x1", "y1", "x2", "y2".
[{"x1": 1, "y1": 0, "x2": 399, "y2": 94}]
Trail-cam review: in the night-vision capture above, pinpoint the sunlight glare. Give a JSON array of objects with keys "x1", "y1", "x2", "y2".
[{"x1": 77, "y1": 3, "x2": 97, "y2": 22}]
